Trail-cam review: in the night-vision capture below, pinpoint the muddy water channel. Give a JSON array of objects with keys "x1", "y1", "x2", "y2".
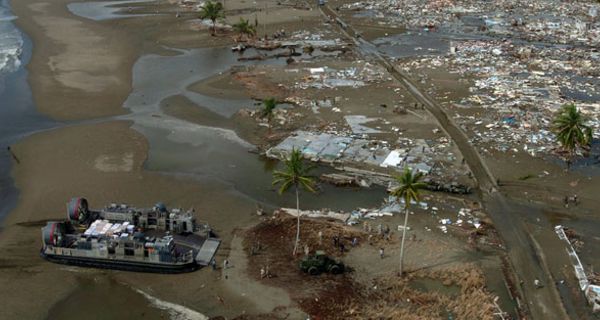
[
  {"x1": 117, "y1": 45, "x2": 519, "y2": 316},
  {"x1": 119, "y1": 46, "x2": 386, "y2": 210}
]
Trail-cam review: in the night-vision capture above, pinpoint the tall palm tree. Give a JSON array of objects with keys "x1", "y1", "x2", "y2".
[
  {"x1": 199, "y1": 1, "x2": 224, "y2": 36},
  {"x1": 232, "y1": 18, "x2": 257, "y2": 41},
  {"x1": 273, "y1": 148, "x2": 316, "y2": 255},
  {"x1": 391, "y1": 167, "x2": 427, "y2": 276},
  {"x1": 261, "y1": 97, "x2": 277, "y2": 134},
  {"x1": 552, "y1": 103, "x2": 593, "y2": 168}
]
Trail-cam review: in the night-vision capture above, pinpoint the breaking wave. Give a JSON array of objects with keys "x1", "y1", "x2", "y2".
[
  {"x1": 0, "y1": 0, "x2": 22, "y2": 74},
  {"x1": 135, "y1": 289, "x2": 209, "y2": 320}
]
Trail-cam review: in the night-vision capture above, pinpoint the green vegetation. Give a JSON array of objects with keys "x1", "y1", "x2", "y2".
[
  {"x1": 261, "y1": 97, "x2": 277, "y2": 134},
  {"x1": 391, "y1": 167, "x2": 427, "y2": 276},
  {"x1": 232, "y1": 18, "x2": 257, "y2": 40},
  {"x1": 272, "y1": 148, "x2": 316, "y2": 255},
  {"x1": 552, "y1": 103, "x2": 593, "y2": 168},
  {"x1": 199, "y1": 1, "x2": 224, "y2": 36}
]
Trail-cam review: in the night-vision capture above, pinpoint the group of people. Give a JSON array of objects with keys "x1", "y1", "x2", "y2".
[{"x1": 331, "y1": 234, "x2": 360, "y2": 253}]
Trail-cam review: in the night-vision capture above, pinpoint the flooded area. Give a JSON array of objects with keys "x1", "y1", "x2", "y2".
[
  {"x1": 373, "y1": 32, "x2": 450, "y2": 58},
  {"x1": 118, "y1": 46, "x2": 387, "y2": 209},
  {"x1": 67, "y1": 0, "x2": 156, "y2": 21}
]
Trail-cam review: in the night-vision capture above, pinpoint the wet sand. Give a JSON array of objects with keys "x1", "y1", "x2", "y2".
[
  {"x1": 0, "y1": 121, "x2": 299, "y2": 318},
  {"x1": 1, "y1": 0, "x2": 379, "y2": 318},
  {"x1": 11, "y1": 0, "x2": 135, "y2": 120}
]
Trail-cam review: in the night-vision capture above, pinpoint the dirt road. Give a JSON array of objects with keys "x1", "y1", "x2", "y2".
[{"x1": 319, "y1": 4, "x2": 571, "y2": 319}]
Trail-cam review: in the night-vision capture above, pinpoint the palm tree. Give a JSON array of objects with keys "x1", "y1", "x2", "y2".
[
  {"x1": 391, "y1": 167, "x2": 427, "y2": 276},
  {"x1": 552, "y1": 103, "x2": 593, "y2": 168},
  {"x1": 261, "y1": 97, "x2": 277, "y2": 134},
  {"x1": 232, "y1": 18, "x2": 257, "y2": 41},
  {"x1": 199, "y1": 1, "x2": 224, "y2": 36},
  {"x1": 273, "y1": 148, "x2": 316, "y2": 255}
]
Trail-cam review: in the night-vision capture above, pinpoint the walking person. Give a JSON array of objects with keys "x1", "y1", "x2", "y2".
[
  {"x1": 379, "y1": 247, "x2": 384, "y2": 259},
  {"x1": 7, "y1": 146, "x2": 19, "y2": 164},
  {"x1": 223, "y1": 259, "x2": 229, "y2": 270}
]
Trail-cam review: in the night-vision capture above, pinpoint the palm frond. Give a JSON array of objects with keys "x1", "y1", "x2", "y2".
[
  {"x1": 553, "y1": 104, "x2": 593, "y2": 154},
  {"x1": 391, "y1": 167, "x2": 427, "y2": 209},
  {"x1": 272, "y1": 148, "x2": 316, "y2": 196}
]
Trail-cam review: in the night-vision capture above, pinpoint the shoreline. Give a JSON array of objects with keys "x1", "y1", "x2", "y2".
[
  {"x1": 1, "y1": 1, "x2": 274, "y2": 318},
  {"x1": 11, "y1": 0, "x2": 144, "y2": 121},
  {"x1": 1, "y1": 2, "x2": 312, "y2": 316}
]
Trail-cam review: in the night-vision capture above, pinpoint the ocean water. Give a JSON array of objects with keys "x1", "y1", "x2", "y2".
[
  {"x1": 0, "y1": 0, "x2": 22, "y2": 82},
  {"x1": 0, "y1": 0, "x2": 56, "y2": 223}
]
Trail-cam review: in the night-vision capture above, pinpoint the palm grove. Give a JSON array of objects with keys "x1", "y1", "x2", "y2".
[{"x1": 199, "y1": 1, "x2": 257, "y2": 39}]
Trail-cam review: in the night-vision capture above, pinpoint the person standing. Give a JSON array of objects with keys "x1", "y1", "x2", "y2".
[
  {"x1": 211, "y1": 259, "x2": 217, "y2": 271},
  {"x1": 379, "y1": 247, "x2": 384, "y2": 259}
]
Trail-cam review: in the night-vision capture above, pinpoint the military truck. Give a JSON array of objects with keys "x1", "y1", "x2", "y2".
[{"x1": 299, "y1": 250, "x2": 344, "y2": 275}]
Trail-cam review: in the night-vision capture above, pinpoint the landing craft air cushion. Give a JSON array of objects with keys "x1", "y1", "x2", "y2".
[{"x1": 40, "y1": 198, "x2": 220, "y2": 273}]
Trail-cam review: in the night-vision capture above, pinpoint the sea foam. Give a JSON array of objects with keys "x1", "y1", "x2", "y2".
[
  {"x1": 0, "y1": 1, "x2": 22, "y2": 74},
  {"x1": 135, "y1": 289, "x2": 209, "y2": 320}
]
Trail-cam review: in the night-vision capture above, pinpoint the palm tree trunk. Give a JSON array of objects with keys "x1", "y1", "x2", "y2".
[
  {"x1": 399, "y1": 204, "x2": 410, "y2": 276},
  {"x1": 566, "y1": 151, "x2": 573, "y2": 170},
  {"x1": 293, "y1": 185, "x2": 300, "y2": 255}
]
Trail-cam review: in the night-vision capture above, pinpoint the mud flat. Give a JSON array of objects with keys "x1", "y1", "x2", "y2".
[{"x1": 0, "y1": 121, "x2": 301, "y2": 318}]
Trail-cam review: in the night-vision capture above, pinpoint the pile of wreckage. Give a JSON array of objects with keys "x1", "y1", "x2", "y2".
[
  {"x1": 266, "y1": 130, "x2": 471, "y2": 194},
  {"x1": 292, "y1": 62, "x2": 389, "y2": 90},
  {"x1": 398, "y1": 40, "x2": 600, "y2": 157},
  {"x1": 278, "y1": 197, "x2": 485, "y2": 239},
  {"x1": 340, "y1": 0, "x2": 599, "y2": 46}
]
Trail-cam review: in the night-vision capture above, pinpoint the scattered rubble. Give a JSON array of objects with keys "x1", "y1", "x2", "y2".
[
  {"x1": 292, "y1": 62, "x2": 389, "y2": 90},
  {"x1": 341, "y1": 0, "x2": 600, "y2": 46},
  {"x1": 398, "y1": 40, "x2": 600, "y2": 158},
  {"x1": 555, "y1": 225, "x2": 600, "y2": 313}
]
